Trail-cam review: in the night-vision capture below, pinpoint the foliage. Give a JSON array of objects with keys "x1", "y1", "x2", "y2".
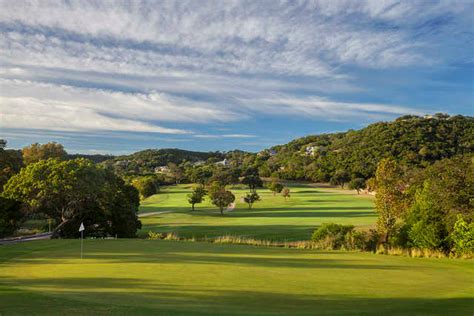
[
  {"x1": 147, "y1": 231, "x2": 164, "y2": 240},
  {"x1": 330, "y1": 169, "x2": 350, "y2": 188},
  {"x1": 243, "y1": 192, "x2": 260, "y2": 209},
  {"x1": 208, "y1": 182, "x2": 235, "y2": 215},
  {"x1": 22, "y1": 142, "x2": 67, "y2": 165},
  {"x1": 265, "y1": 115, "x2": 473, "y2": 181},
  {"x1": 131, "y1": 176, "x2": 160, "y2": 199},
  {"x1": 349, "y1": 178, "x2": 366, "y2": 194},
  {"x1": 2, "y1": 158, "x2": 141, "y2": 238},
  {"x1": 374, "y1": 159, "x2": 407, "y2": 245},
  {"x1": 311, "y1": 223, "x2": 355, "y2": 249},
  {"x1": 267, "y1": 180, "x2": 284, "y2": 195},
  {"x1": 0, "y1": 196, "x2": 23, "y2": 238},
  {"x1": 187, "y1": 186, "x2": 207, "y2": 211},
  {"x1": 210, "y1": 167, "x2": 239, "y2": 186},
  {"x1": 0, "y1": 148, "x2": 23, "y2": 192},
  {"x1": 241, "y1": 174, "x2": 263, "y2": 193},
  {"x1": 103, "y1": 148, "x2": 224, "y2": 175},
  {"x1": 451, "y1": 215, "x2": 474, "y2": 256}
]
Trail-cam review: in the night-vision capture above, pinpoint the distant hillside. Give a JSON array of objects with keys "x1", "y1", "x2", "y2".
[
  {"x1": 67, "y1": 153, "x2": 115, "y2": 163},
  {"x1": 261, "y1": 114, "x2": 473, "y2": 181},
  {"x1": 103, "y1": 148, "x2": 225, "y2": 174}
]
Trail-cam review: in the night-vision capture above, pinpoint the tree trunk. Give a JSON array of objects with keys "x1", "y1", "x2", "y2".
[
  {"x1": 51, "y1": 218, "x2": 71, "y2": 238},
  {"x1": 192, "y1": 204, "x2": 195, "y2": 211},
  {"x1": 220, "y1": 207, "x2": 223, "y2": 215}
]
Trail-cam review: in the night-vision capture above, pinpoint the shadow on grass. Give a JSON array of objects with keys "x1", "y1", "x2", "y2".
[{"x1": 1, "y1": 278, "x2": 471, "y2": 315}]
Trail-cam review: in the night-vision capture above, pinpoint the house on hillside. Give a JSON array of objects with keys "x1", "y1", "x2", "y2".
[
  {"x1": 215, "y1": 158, "x2": 229, "y2": 167},
  {"x1": 155, "y1": 166, "x2": 170, "y2": 173}
]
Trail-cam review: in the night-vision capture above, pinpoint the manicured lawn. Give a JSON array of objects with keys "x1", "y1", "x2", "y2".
[
  {"x1": 1, "y1": 239, "x2": 472, "y2": 315},
  {"x1": 139, "y1": 184, "x2": 376, "y2": 241}
]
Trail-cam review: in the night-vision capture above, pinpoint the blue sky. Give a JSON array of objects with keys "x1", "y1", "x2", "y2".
[{"x1": 0, "y1": 0, "x2": 473, "y2": 154}]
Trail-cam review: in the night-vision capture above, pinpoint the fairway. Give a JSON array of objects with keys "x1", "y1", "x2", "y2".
[
  {"x1": 1, "y1": 239, "x2": 472, "y2": 315},
  {"x1": 139, "y1": 185, "x2": 376, "y2": 241}
]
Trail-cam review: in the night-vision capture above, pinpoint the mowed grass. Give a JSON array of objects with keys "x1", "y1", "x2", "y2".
[
  {"x1": 139, "y1": 184, "x2": 376, "y2": 241},
  {"x1": 1, "y1": 239, "x2": 473, "y2": 315}
]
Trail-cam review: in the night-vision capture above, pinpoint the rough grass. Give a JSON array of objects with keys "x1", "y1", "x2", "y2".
[
  {"x1": 139, "y1": 184, "x2": 376, "y2": 241},
  {"x1": 1, "y1": 239, "x2": 473, "y2": 315}
]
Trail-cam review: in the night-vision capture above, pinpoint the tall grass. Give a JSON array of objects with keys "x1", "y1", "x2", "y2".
[{"x1": 146, "y1": 231, "x2": 472, "y2": 259}]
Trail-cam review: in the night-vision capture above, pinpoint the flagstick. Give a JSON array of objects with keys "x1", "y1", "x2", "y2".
[{"x1": 81, "y1": 230, "x2": 83, "y2": 259}]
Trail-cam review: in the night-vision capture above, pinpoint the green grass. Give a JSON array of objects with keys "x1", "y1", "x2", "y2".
[
  {"x1": 139, "y1": 184, "x2": 376, "y2": 241},
  {"x1": 1, "y1": 239, "x2": 472, "y2": 315}
]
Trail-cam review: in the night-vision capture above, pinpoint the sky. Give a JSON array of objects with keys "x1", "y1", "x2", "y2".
[{"x1": 0, "y1": 0, "x2": 473, "y2": 155}]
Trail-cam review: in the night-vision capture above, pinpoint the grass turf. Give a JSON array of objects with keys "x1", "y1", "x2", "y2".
[
  {"x1": 1, "y1": 239, "x2": 472, "y2": 315},
  {"x1": 139, "y1": 184, "x2": 376, "y2": 241}
]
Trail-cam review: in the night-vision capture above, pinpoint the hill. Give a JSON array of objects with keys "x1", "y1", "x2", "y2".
[
  {"x1": 103, "y1": 148, "x2": 225, "y2": 174},
  {"x1": 259, "y1": 114, "x2": 473, "y2": 181}
]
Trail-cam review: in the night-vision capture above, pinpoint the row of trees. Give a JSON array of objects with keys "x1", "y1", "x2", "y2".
[
  {"x1": 186, "y1": 167, "x2": 291, "y2": 213},
  {"x1": 373, "y1": 155, "x2": 473, "y2": 256}
]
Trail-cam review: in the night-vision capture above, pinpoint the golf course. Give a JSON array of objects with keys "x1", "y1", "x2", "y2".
[
  {"x1": 1, "y1": 185, "x2": 473, "y2": 315},
  {"x1": 139, "y1": 185, "x2": 376, "y2": 241}
]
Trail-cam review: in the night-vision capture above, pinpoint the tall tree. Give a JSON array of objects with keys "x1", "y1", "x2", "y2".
[{"x1": 374, "y1": 159, "x2": 407, "y2": 245}]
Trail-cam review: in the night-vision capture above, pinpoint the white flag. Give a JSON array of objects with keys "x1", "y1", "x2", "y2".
[{"x1": 79, "y1": 222, "x2": 85, "y2": 232}]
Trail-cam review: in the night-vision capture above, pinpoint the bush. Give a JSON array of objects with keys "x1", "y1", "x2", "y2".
[
  {"x1": 451, "y1": 215, "x2": 474, "y2": 256},
  {"x1": 147, "y1": 231, "x2": 164, "y2": 240},
  {"x1": 311, "y1": 223, "x2": 354, "y2": 250}
]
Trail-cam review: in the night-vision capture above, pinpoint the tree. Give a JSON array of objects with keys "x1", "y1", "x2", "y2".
[
  {"x1": 243, "y1": 192, "x2": 260, "y2": 209},
  {"x1": 168, "y1": 163, "x2": 185, "y2": 184},
  {"x1": 187, "y1": 186, "x2": 207, "y2": 211},
  {"x1": 209, "y1": 183, "x2": 235, "y2": 215},
  {"x1": 268, "y1": 181, "x2": 284, "y2": 196},
  {"x1": 0, "y1": 148, "x2": 23, "y2": 192},
  {"x1": 451, "y1": 215, "x2": 474, "y2": 256},
  {"x1": 188, "y1": 166, "x2": 213, "y2": 185},
  {"x1": 403, "y1": 155, "x2": 474, "y2": 252},
  {"x1": 22, "y1": 142, "x2": 67, "y2": 165},
  {"x1": 132, "y1": 176, "x2": 159, "y2": 199},
  {"x1": 3, "y1": 158, "x2": 141, "y2": 238},
  {"x1": 330, "y1": 169, "x2": 350, "y2": 188},
  {"x1": 0, "y1": 197, "x2": 23, "y2": 238},
  {"x1": 349, "y1": 178, "x2": 366, "y2": 194},
  {"x1": 241, "y1": 174, "x2": 263, "y2": 193},
  {"x1": 374, "y1": 159, "x2": 407, "y2": 245},
  {"x1": 281, "y1": 187, "x2": 290, "y2": 200},
  {"x1": 210, "y1": 167, "x2": 239, "y2": 186}
]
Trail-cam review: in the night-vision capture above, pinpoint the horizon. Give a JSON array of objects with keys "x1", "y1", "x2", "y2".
[{"x1": 1, "y1": 1, "x2": 473, "y2": 155}]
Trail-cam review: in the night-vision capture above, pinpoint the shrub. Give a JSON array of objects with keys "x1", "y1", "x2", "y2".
[
  {"x1": 451, "y1": 215, "x2": 474, "y2": 257},
  {"x1": 147, "y1": 231, "x2": 164, "y2": 240},
  {"x1": 311, "y1": 223, "x2": 354, "y2": 250}
]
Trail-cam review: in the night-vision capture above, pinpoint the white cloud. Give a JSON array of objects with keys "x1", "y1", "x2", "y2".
[{"x1": 0, "y1": 79, "x2": 237, "y2": 133}]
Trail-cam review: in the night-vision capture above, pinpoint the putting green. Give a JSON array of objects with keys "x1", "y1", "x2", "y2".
[
  {"x1": 139, "y1": 184, "x2": 376, "y2": 241},
  {"x1": 1, "y1": 240, "x2": 472, "y2": 315}
]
